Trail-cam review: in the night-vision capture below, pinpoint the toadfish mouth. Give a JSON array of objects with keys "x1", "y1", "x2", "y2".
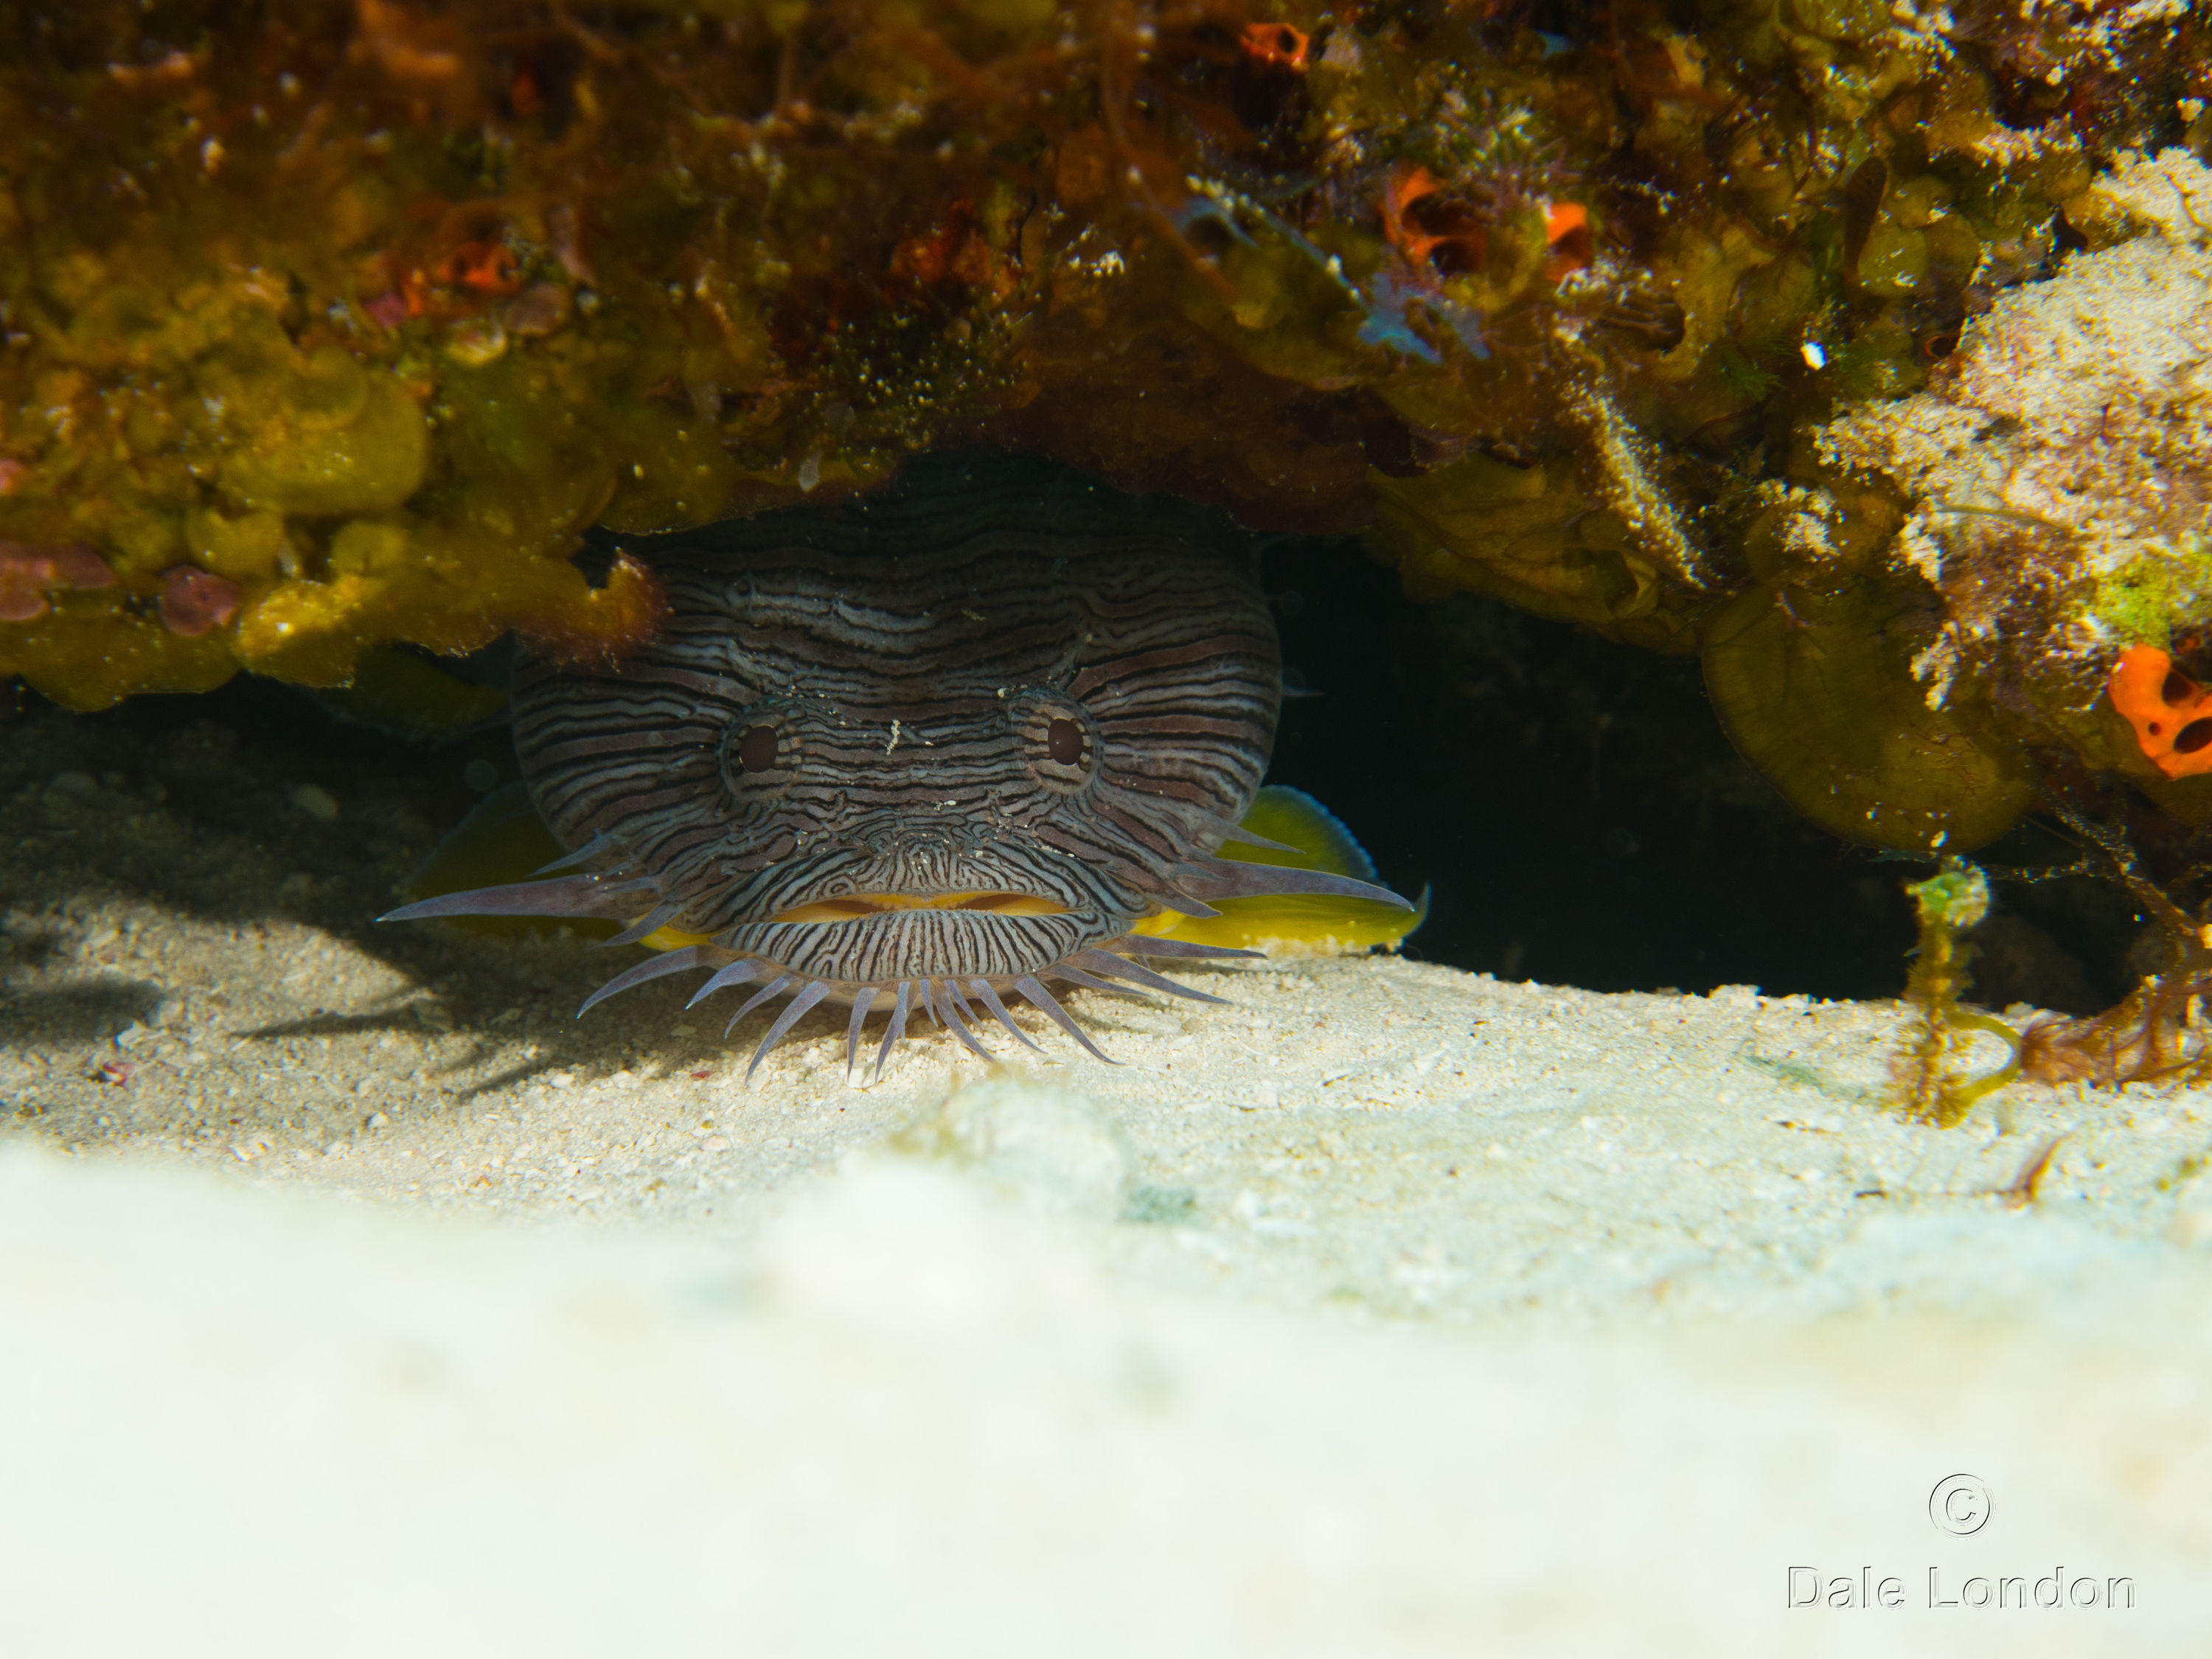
[{"x1": 765, "y1": 890, "x2": 1072, "y2": 923}]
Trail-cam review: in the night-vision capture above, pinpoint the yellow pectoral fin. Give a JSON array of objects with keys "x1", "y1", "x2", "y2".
[
  {"x1": 1144, "y1": 782, "x2": 1428, "y2": 958},
  {"x1": 1137, "y1": 888, "x2": 1430, "y2": 957},
  {"x1": 1218, "y1": 785, "x2": 1379, "y2": 879}
]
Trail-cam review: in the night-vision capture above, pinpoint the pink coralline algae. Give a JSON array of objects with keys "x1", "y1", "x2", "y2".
[
  {"x1": 157, "y1": 566, "x2": 243, "y2": 636},
  {"x1": 362, "y1": 289, "x2": 408, "y2": 330},
  {"x1": 0, "y1": 542, "x2": 116, "y2": 622}
]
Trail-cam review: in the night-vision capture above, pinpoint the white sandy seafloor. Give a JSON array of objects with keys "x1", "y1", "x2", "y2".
[{"x1": 2, "y1": 748, "x2": 2211, "y2": 1657}]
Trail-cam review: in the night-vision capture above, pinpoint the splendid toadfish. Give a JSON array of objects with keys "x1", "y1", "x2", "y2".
[{"x1": 384, "y1": 451, "x2": 1414, "y2": 1082}]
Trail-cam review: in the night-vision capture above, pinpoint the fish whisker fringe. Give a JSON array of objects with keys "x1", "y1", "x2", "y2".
[
  {"x1": 722, "y1": 973, "x2": 795, "y2": 1039},
  {"x1": 576, "y1": 944, "x2": 725, "y2": 1018},
  {"x1": 936, "y1": 983, "x2": 997, "y2": 1062},
  {"x1": 599, "y1": 901, "x2": 685, "y2": 948},
  {"x1": 745, "y1": 980, "x2": 832, "y2": 1081},
  {"x1": 1073, "y1": 948, "x2": 1228, "y2": 1003},
  {"x1": 1046, "y1": 961, "x2": 1147, "y2": 1000},
  {"x1": 635, "y1": 942, "x2": 1220, "y2": 1084},
  {"x1": 685, "y1": 957, "x2": 765, "y2": 1009},
  {"x1": 1014, "y1": 973, "x2": 1119, "y2": 1064},
  {"x1": 943, "y1": 976, "x2": 983, "y2": 1031},
  {"x1": 1112, "y1": 937, "x2": 1262, "y2": 961},
  {"x1": 377, "y1": 872, "x2": 659, "y2": 924},
  {"x1": 843, "y1": 986, "x2": 878, "y2": 1077},
  {"x1": 971, "y1": 978, "x2": 1044, "y2": 1051},
  {"x1": 530, "y1": 830, "x2": 622, "y2": 876},
  {"x1": 873, "y1": 981, "x2": 915, "y2": 1083}
]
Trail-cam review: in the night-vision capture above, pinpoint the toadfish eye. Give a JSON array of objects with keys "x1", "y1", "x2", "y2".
[
  {"x1": 736, "y1": 726, "x2": 779, "y2": 773},
  {"x1": 717, "y1": 698, "x2": 807, "y2": 807},
  {"x1": 1006, "y1": 689, "x2": 1096, "y2": 799}
]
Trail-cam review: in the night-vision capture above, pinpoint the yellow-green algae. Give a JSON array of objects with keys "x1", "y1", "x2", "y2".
[
  {"x1": 1, "y1": 0, "x2": 2208, "y2": 870},
  {"x1": 1891, "y1": 859, "x2": 2020, "y2": 1128},
  {"x1": 1792, "y1": 148, "x2": 2212, "y2": 837}
]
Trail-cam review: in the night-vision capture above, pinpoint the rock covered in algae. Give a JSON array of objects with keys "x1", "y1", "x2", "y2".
[
  {"x1": 0, "y1": 0, "x2": 2205, "y2": 747},
  {"x1": 1722, "y1": 150, "x2": 2212, "y2": 849}
]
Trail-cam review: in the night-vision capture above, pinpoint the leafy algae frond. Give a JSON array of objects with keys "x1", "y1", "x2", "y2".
[{"x1": 1891, "y1": 859, "x2": 2020, "y2": 1128}]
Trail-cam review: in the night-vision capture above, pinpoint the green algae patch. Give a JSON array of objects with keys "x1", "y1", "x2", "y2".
[
  {"x1": 2088, "y1": 535, "x2": 2212, "y2": 652},
  {"x1": 0, "y1": 603, "x2": 240, "y2": 712},
  {"x1": 219, "y1": 375, "x2": 431, "y2": 519},
  {"x1": 2092, "y1": 558, "x2": 2180, "y2": 653}
]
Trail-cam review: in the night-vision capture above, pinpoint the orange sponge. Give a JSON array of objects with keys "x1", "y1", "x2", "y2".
[
  {"x1": 1240, "y1": 22, "x2": 1309, "y2": 72},
  {"x1": 2110, "y1": 644, "x2": 2212, "y2": 778}
]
